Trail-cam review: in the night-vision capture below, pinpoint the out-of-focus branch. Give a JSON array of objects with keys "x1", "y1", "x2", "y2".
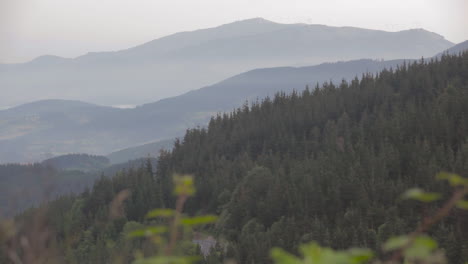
[
  {"x1": 165, "y1": 194, "x2": 188, "y2": 255},
  {"x1": 386, "y1": 186, "x2": 468, "y2": 263}
]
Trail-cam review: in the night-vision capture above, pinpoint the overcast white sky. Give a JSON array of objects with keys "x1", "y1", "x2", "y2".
[{"x1": 1, "y1": 0, "x2": 467, "y2": 63}]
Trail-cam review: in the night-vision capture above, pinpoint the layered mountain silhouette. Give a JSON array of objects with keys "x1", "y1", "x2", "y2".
[
  {"x1": 0, "y1": 18, "x2": 453, "y2": 109},
  {"x1": 437, "y1": 40, "x2": 468, "y2": 56},
  {"x1": 4, "y1": 51, "x2": 466, "y2": 163},
  {"x1": 107, "y1": 139, "x2": 174, "y2": 164}
]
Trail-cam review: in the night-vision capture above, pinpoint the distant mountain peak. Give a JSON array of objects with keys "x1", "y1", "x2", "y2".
[
  {"x1": 214, "y1": 17, "x2": 280, "y2": 29},
  {"x1": 1, "y1": 18, "x2": 455, "y2": 112},
  {"x1": 399, "y1": 28, "x2": 447, "y2": 40},
  {"x1": 236, "y1": 17, "x2": 275, "y2": 24},
  {"x1": 30, "y1": 55, "x2": 67, "y2": 64},
  {"x1": 3, "y1": 99, "x2": 106, "y2": 114}
]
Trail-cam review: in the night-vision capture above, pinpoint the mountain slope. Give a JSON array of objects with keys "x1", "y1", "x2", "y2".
[
  {"x1": 144, "y1": 59, "x2": 408, "y2": 111},
  {"x1": 3, "y1": 43, "x2": 467, "y2": 163},
  {"x1": 437, "y1": 40, "x2": 468, "y2": 56},
  {"x1": 0, "y1": 100, "x2": 120, "y2": 162},
  {"x1": 0, "y1": 18, "x2": 453, "y2": 108},
  {"x1": 0, "y1": 154, "x2": 156, "y2": 216},
  {"x1": 29, "y1": 53, "x2": 468, "y2": 264},
  {"x1": 42, "y1": 154, "x2": 110, "y2": 172},
  {"x1": 107, "y1": 139, "x2": 174, "y2": 164},
  {"x1": 0, "y1": 59, "x2": 407, "y2": 163}
]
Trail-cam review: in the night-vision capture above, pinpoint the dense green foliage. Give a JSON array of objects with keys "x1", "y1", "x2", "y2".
[
  {"x1": 2, "y1": 53, "x2": 468, "y2": 263},
  {"x1": 159, "y1": 53, "x2": 468, "y2": 263},
  {"x1": 271, "y1": 171, "x2": 468, "y2": 264}
]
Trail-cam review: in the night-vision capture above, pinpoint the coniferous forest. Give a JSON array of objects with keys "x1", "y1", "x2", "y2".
[{"x1": 1, "y1": 53, "x2": 468, "y2": 263}]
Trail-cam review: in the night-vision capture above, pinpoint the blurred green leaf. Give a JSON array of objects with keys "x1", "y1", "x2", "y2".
[
  {"x1": 383, "y1": 235, "x2": 410, "y2": 252},
  {"x1": 300, "y1": 243, "x2": 350, "y2": 264},
  {"x1": 404, "y1": 235, "x2": 437, "y2": 259},
  {"x1": 272, "y1": 242, "x2": 372, "y2": 264},
  {"x1": 437, "y1": 172, "x2": 468, "y2": 187},
  {"x1": 401, "y1": 188, "x2": 441, "y2": 202},
  {"x1": 271, "y1": 248, "x2": 302, "y2": 264},
  {"x1": 127, "y1": 226, "x2": 168, "y2": 238},
  {"x1": 348, "y1": 248, "x2": 374, "y2": 264},
  {"x1": 146, "y1": 209, "x2": 175, "y2": 219},
  {"x1": 174, "y1": 174, "x2": 195, "y2": 196},
  {"x1": 181, "y1": 215, "x2": 218, "y2": 226},
  {"x1": 456, "y1": 200, "x2": 468, "y2": 210}
]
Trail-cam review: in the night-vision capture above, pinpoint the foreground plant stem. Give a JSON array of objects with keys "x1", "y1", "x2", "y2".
[
  {"x1": 165, "y1": 194, "x2": 188, "y2": 255},
  {"x1": 386, "y1": 186, "x2": 468, "y2": 263}
]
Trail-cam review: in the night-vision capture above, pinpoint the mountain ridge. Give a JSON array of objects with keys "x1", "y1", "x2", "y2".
[
  {"x1": 6, "y1": 18, "x2": 449, "y2": 65},
  {"x1": 1, "y1": 37, "x2": 465, "y2": 163},
  {"x1": 437, "y1": 40, "x2": 468, "y2": 56},
  {"x1": 0, "y1": 58, "x2": 414, "y2": 163},
  {"x1": 0, "y1": 18, "x2": 453, "y2": 109}
]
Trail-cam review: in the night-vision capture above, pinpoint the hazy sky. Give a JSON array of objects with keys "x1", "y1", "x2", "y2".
[{"x1": 1, "y1": 0, "x2": 467, "y2": 64}]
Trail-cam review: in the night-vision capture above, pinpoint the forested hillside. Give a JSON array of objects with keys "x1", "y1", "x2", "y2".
[
  {"x1": 3, "y1": 53, "x2": 468, "y2": 263},
  {"x1": 160, "y1": 53, "x2": 468, "y2": 263},
  {"x1": 0, "y1": 164, "x2": 94, "y2": 216},
  {"x1": 0, "y1": 157, "x2": 155, "y2": 217}
]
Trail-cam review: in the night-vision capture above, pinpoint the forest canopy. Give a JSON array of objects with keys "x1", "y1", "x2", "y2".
[{"x1": 1, "y1": 53, "x2": 468, "y2": 264}]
